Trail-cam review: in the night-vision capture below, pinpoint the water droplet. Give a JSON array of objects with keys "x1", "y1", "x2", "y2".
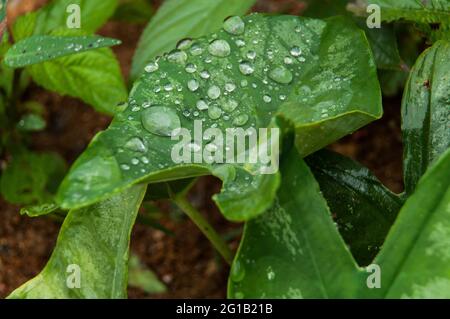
[
  {"x1": 125, "y1": 137, "x2": 147, "y2": 153},
  {"x1": 223, "y1": 16, "x2": 245, "y2": 35},
  {"x1": 290, "y1": 46, "x2": 302, "y2": 57},
  {"x1": 145, "y1": 62, "x2": 159, "y2": 73},
  {"x1": 231, "y1": 261, "x2": 246, "y2": 282},
  {"x1": 235, "y1": 39, "x2": 246, "y2": 47},
  {"x1": 284, "y1": 56, "x2": 293, "y2": 65},
  {"x1": 141, "y1": 156, "x2": 149, "y2": 164},
  {"x1": 207, "y1": 85, "x2": 221, "y2": 100},
  {"x1": 188, "y1": 79, "x2": 200, "y2": 92},
  {"x1": 190, "y1": 44, "x2": 203, "y2": 56},
  {"x1": 141, "y1": 106, "x2": 181, "y2": 137},
  {"x1": 225, "y1": 82, "x2": 236, "y2": 92},
  {"x1": 185, "y1": 63, "x2": 197, "y2": 73},
  {"x1": 176, "y1": 38, "x2": 192, "y2": 50},
  {"x1": 267, "y1": 266, "x2": 276, "y2": 280},
  {"x1": 263, "y1": 95, "x2": 272, "y2": 103},
  {"x1": 131, "y1": 158, "x2": 139, "y2": 165},
  {"x1": 233, "y1": 114, "x2": 249, "y2": 126},
  {"x1": 208, "y1": 39, "x2": 231, "y2": 57},
  {"x1": 239, "y1": 61, "x2": 254, "y2": 75},
  {"x1": 164, "y1": 83, "x2": 174, "y2": 91},
  {"x1": 222, "y1": 99, "x2": 238, "y2": 112},
  {"x1": 196, "y1": 99, "x2": 209, "y2": 111},
  {"x1": 167, "y1": 50, "x2": 188, "y2": 64},
  {"x1": 279, "y1": 94, "x2": 287, "y2": 101},
  {"x1": 208, "y1": 104, "x2": 222, "y2": 119},
  {"x1": 121, "y1": 164, "x2": 130, "y2": 171},
  {"x1": 269, "y1": 65, "x2": 293, "y2": 84},
  {"x1": 246, "y1": 50, "x2": 256, "y2": 60},
  {"x1": 200, "y1": 70, "x2": 211, "y2": 79},
  {"x1": 298, "y1": 56, "x2": 306, "y2": 62}
]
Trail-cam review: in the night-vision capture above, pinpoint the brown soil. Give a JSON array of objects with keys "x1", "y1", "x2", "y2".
[{"x1": 0, "y1": 0, "x2": 404, "y2": 299}]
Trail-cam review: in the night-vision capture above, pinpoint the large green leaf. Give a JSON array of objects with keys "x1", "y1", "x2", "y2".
[
  {"x1": 228, "y1": 149, "x2": 365, "y2": 298},
  {"x1": 4, "y1": 35, "x2": 121, "y2": 68},
  {"x1": 230, "y1": 147, "x2": 450, "y2": 299},
  {"x1": 56, "y1": 14, "x2": 381, "y2": 222},
  {"x1": 130, "y1": 0, "x2": 256, "y2": 80},
  {"x1": 8, "y1": 184, "x2": 146, "y2": 299},
  {"x1": 306, "y1": 149, "x2": 403, "y2": 266},
  {"x1": 365, "y1": 147, "x2": 450, "y2": 298},
  {"x1": 402, "y1": 40, "x2": 450, "y2": 195}
]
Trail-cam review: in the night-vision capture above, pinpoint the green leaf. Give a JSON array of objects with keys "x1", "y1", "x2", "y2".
[
  {"x1": 306, "y1": 149, "x2": 403, "y2": 266},
  {"x1": 20, "y1": 202, "x2": 60, "y2": 217},
  {"x1": 16, "y1": 113, "x2": 46, "y2": 131},
  {"x1": 228, "y1": 149, "x2": 364, "y2": 298},
  {"x1": 11, "y1": 12, "x2": 37, "y2": 42},
  {"x1": 112, "y1": 0, "x2": 154, "y2": 24},
  {"x1": 27, "y1": 40, "x2": 127, "y2": 115},
  {"x1": 364, "y1": 148, "x2": 450, "y2": 298},
  {"x1": 4, "y1": 35, "x2": 121, "y2": 68},
  {"x1": 402, "y1": 40, "x2": 450, "y2": 195},
  {"x1": 128, "y1": 253, "x2": 167, "y2": 294},
  {"x1": 130, "y1": 0, "x2": 257, "y2": 80},
  {"x1": 8, "y1": 184, "x2": 146, "y2": 299},
  {"x1": 34, "y1": 0, "x2": 118, "y2": 36},
  {"x1": 0, "y1": 150, "x2": 66, "y2": 205},
  {"x1": 56, "y1": 14, "x2": 381, "y2": 222}
]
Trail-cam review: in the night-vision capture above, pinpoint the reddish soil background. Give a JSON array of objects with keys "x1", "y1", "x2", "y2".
[{"x1": 0, "y1": 0, "x2": 404, "y2": 298}]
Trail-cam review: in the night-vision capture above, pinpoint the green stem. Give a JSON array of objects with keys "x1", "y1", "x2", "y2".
[{"x1": 171, "y1": 192, "x2": 233, "y2": 265}]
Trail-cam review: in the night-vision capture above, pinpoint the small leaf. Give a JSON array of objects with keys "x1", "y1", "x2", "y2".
[
  {"x1": 4, "y1": 35, "x2": 121, "y2": 68},
  {"x1": 402, "y1": 40, "x2": 450, "y2": 194},
  {"x1": 306, "y1": 149, "x2": 403, "y2": 266},
  {"x1": 8, "y1": 185, "x2": 147, "y2": 299},
  {"x1": 131, "y1": 0, "x2": 256, "y2": 80},
  {"x1": 228, "y1": 149, "x2": 364, "y2": 298},
  {"x1": 16, "y1": 113, "x2": 46, "y2": 131},
  {"x1": 20, "y1": 202, "x2": 59, "y2": 217},
  {"x1": 57, "y1": 14, "x2": 381, "y2": 222},
  {"x1": 128, "y1": 254, "x2": 167, "y2": 294},
  {"x1": 0, "y1": 150, "x2": 66, "y2": 205}
]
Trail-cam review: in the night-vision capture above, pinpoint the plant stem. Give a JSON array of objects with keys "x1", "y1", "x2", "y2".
[{"x1": 171, "y1": 193, "x2": 233, "y2": 265}]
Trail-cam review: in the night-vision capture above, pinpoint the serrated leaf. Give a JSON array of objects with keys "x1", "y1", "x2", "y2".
[
  {"x1": 228, "y1": 149, "x2": 365, "y2": 298},
  {"x1": 4, "y1": 35, "x2": 121, "y2": 68},
  {"x1": 402, "y1": 40, "x2": 450, "y2": 195},
  {"x1": 131, "y1": 0, "x2": 256, "y2": 81},
  {"x1": 27, "y1": 43, "x2": 127, "y2": 115},
  {"x1": 306, "y1": 149, "x2": 403, "y2": 266},
  {"x1": 56, "y1": 14, "x2": 382, "y2": 222},
  {"x1": 0, "y1": 150, "x2": 66, "y2": 205},
  {"x1": 8, "y1": 184, "x2": 146, "y2": 299}
]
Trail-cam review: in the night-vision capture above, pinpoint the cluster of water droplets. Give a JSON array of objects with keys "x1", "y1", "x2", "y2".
[{"x1": 117, "y1": 15, "x2": 311, "y2": 172}]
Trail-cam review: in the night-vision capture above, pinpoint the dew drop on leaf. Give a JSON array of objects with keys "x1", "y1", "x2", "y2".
[
  {"x1": 185, "y1": 63, "x2": 197, "y2": 73},
  {"x1": 290, "y1": 46, "x2": 302, "y2": 57},
  {"x1": 221, "y1": 99, "x2": 238, "y2": 112},
  {"x1": 225, "y1": 82, "x2": 237, "y2": 92},
  {"x1": 141, "y1": 106, "x2": 181, "y2": 137},
  {"x1": 144, "y1": 62, "x2": 159, "y2": 73},
  {"x1": 196, "y1": 99, "x2": 209, "y2": 110},
  {"x1": 176, "y1": 38, "x2": 193, "y2": 50},
  {"x1": 125, "y1": 137, "x2": 147, "y2": 153},
  {"x1": 188, "y1": 79, "x2": 200, "y2": 92},
  {"x1": 269, "y1": 65, "x2": 293, "y2": 84},
  {"x1": 208, "y1": 39, "x2": 231, "y2": 57},
  {"x1": 223, "y1": 16, "x2": 245, "y2": 35},
  {"x1": 167, "y1": 50, "x2": 188, "y2": 64},
  {"x1": 231, "y1": 261, "x2": 246, "y2": 282},
  {"x1": 239, "y1": 61, "x2": 254, "y2": 75},
  {"x1": 190, "y1": 44, "x2": 203, "y2": 56},
  {"x1": 233, "y1": 114, "x2": 249, "y2": 126},
  {"x1": 208, "y1": 104, "x2": 222, "y2": 119},
  {"x1": 207, "y1": 85, "x2": 221, "y2": 100}
]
